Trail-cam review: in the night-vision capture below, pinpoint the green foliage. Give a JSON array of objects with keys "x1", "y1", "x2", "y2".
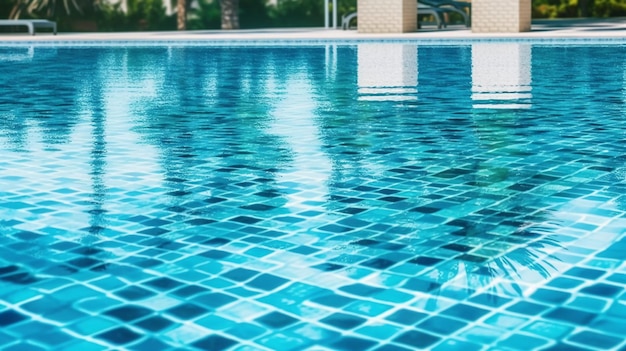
[
  {"x1": 8, "y1": 0, "x2": 100, "y2": 19},
  {"x1": 593, "y1": 0, "x2": 626, "y2": 16},
  {"x1": 532, "y1": 0, "x2": 578, "y2": 18},
  {"x1": 532, "y1": 0, "x2": 626, "y2": 17},
  {"x1": 240, "y1": 0, "x2": 272, "y2": 28},
  {"x1": 6, "y1": 0, "x2": 626, "y2": 31},
  {"x1": 267, "y1": 0, "x2": 355, "y2": 27},
  {"x1": 128, "y1": 0, "x2": 170, "y2": 29},
  {"x1": 98, "y1": 0, "x2": 174, "y2": 31},
  {"x1": 187, "y1": 0, "x2": 220, "y2": 29},
  {"x1": 1, "y1": 0, "x2": 14, "y2": 18},
  {"x1": 268, "y1": 0, "x2": 324, "y2": 27}
]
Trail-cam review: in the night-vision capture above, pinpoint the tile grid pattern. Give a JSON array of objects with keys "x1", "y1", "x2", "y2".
[{"x1": 1, "y1": 44, "x2": 626, "y2": 351}]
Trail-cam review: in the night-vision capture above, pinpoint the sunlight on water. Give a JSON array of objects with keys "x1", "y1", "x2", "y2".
[{"x1": 1, "y1": 43, "x2": 626, "y2": 351}]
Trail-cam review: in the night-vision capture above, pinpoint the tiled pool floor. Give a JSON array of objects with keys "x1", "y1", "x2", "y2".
[{"x1": 1, "y1": 44, "x2": 626, "y2": 351}]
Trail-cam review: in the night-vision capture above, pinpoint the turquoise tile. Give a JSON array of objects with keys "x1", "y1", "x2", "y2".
[
  {"x1": 345, "y1": 300, "x2": 393, "y2": 317},
  {"x1": 372, "y1": 289, "x2": 414, "y2": 303},
  {"x1": 483, "y1": 313, "x2": 529, "y2": 330},
  {"x1": 195, "y1": 315, "x2": 237, "y2": 331},
  {"x1": 2, "y1": 43, "x2": 626, "y2": 351},
  {"x1": 75, "y1": 296, "x2": 122, "y2": 313},
  {"x1": 57, "y1": 340, "x2": 108, "y2": 351},
  {"x1": 498, "y1": 333, "x2": 548, "y2": 349},
  {"x1": 522, "y1": 321, "x2": 574, "y2": 339},
  {"x1": 459, "y1": 326, "x2": 506, "y2": 344},
  {"x1": 356, "y1": 324, "x2": 404, "y2": 339},
  {"x1": 431, "y1": 339, "x2": 484, "y2": 351},
  {"x1": 226, "y1": 322, "x2": 267, "y2": 339},
  {"x1": 67, "y1": 316, "x2": 118, "y2": 336},
  {"x1": 256, "y1": 333, "x2": 310, "y2": 350}
]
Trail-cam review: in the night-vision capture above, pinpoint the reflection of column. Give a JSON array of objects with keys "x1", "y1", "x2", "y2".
[
  {"x1": 471, "y1": 43, "x2": 532, "y2": 109},
  {"x1": 269, "y1": 75, "x2": 331, "y2": 214},
  {"x1": 0, "y1": 46, "x2": 34, "y2": 61},
  {"x1": 622, "y1": 62, "x2": 626, "y2": 107},
  {"x1": 357, "y1": 44, "x2": 418, "y2": 102},
  {"x1": 325, "y1": 44, "x2": 337, "y2": 80}
]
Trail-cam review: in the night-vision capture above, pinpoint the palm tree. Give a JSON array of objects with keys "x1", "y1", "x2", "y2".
[
  {"x1": 579, "y1": 0, "x2": 593, "y2": 16},
  {"x1": 177, "y1": 0, "x2": 186, "y2": 29},
  {"x1": 220, "y1": 0, "x2": 239, "y2": 29},
  {"x1": 8, "y1": 0, "x2": 98, "y2": 19}
]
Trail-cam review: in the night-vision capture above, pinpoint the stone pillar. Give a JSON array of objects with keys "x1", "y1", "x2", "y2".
[
  {"x1": 357, "y1": 0, "x2": 417, "y2": 33},
  {"x1": 472, "y1": 0, "x2": 531, "y2": 33}
]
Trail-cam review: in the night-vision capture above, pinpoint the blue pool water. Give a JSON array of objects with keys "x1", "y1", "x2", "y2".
[{"x1": 1, "y1": 42, "x2": 626, "y2": 351}]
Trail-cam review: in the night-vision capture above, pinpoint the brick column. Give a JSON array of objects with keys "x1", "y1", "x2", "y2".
[
  {"x1": 472, "y1": 0, "x2": 531, "y2": 33},
  {"x1": 357, "y1": 0, "x2": 417, "y2": 33}
]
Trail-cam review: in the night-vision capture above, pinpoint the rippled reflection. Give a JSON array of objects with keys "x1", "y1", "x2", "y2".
[
  {"x1": 472, "y1": 43, "x2": 532, "y2": 109},
  {"x1": 1, "y1": 44, "x2": 626, "y2": 349},
  {"x1": 357, "y1": 44, "x2": 418, "y2": 101}
]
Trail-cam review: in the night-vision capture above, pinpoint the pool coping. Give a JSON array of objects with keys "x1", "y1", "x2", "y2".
[{"x1": 1, "y1": 18, "x2": 626, "y2": 45}]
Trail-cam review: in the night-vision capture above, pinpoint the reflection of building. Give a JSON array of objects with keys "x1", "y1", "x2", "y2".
[
  {"x1": 471, "y1": 43, "x2": 532, "y2": 109},
  {"x1": 357, "y1": 44, "x2": 418, "y2": 101}
]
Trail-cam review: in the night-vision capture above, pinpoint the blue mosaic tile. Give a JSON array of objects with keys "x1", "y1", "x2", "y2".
[
  {"x1": 256, "y1": 311, "x2": 299, "y2": 329},
  {"x1": 544, "y1": 307, "x2": 597, "y2": 325},
  {"x1": 320, "y1": 312, "x2": 367, "y2": 330},
  {"x1": 483, "y1": 313, "x2": 528, "y2": 331},
  {"x1": 441, "y1": 304, "x2": 490, "y2": 321},
  {"x1": 541, "y1": 343, "x2": 596, "y2": 351},
  {"x1": 3, "y1": 43, "x2": 626, "y2": 351},
  {"x1": 357, "y1": 324, "x2": 404, "y2": 340},
  {"x1": 431, "y1": 339, "x2": 484, "y2": 351},
  {"x1": 498, "y1": 333, "x2": 548, "y2": 349},
  {"x1": 568, "y1": 296, "x2": 608, "y2": 312},
  {"x1": 130, "y1": 337, "x2": 175, "y2": 351},
  {"x1": 579, "y1": 283, "x2": 623, "y2": 297},
  {"x1": 531, "y1": 288, "x2": 572, "y2": 304},
  {"x1": 393, "y1": 330, "x2": 441, "y2": 349},
  {"x1": 0, "y1": 309, "x2": 29, "y2": 326},
  {"x1": 384, "y1": 308, "x2": 429, "y2": 325},
  {"x1": 327, "y1": 336, "x2": 378, "y2": 350},
  {"x1": 373, "y1": 344, "x2": 414, "y2": 351},
  {"x1": 192, "y1": 335, "x2": 238, "y2": 351},
  {"x1": 57, "y1": 341, "x2": 107, "y2": 351},
  {"x1": 4, "y1": 343, "x2": 47, "y2": 351},
  {"x1": 506, "y1": 301, "x2": 550, "y2": 316},
  {"x1": 417, "y1": 315, "x2": 468, "y2": 335},
  {"x1": 95, "y1": 327, "x2": 143, "y2": 345},
  {"x1": 459, "y1": 325, "x2": 505, "y2": 345},
  {"x1": 134, "y1": 315, "x2": 176, "y2": 332},
  {"x1": 567, "y1": 330, "x2": 623, "y2": 349}
]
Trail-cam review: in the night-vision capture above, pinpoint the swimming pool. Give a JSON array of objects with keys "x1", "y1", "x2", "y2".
[{"x1": 1, "y1": 42, "x2": 626, "y2": 351}]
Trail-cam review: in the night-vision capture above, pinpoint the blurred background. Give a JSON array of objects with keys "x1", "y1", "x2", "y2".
[{"x1": 0, "y1": 0, "x2": 625, "y2": 33}]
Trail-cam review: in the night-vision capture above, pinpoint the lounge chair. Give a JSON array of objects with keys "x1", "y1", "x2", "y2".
[
  {"x1": 0, "y1": 19, "x2": 57, "y2": 35},
  {"x1": 342, "y1": 4, "x2": 449, "y2": 30},
  {"x1": 419, "y1": 0, "x2": 471, "y2": 27}
]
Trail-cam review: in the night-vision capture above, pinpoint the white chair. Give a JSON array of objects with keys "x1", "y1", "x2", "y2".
[
  {"x1": 0, "y1": 20, "x2": 57, "y2": 35},
  {"x1": 342, "y1": 6, "x2": 447, "y2": 30}
]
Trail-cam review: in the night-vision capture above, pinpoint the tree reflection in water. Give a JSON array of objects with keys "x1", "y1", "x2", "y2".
[{"x1": 1, "y1": 43, "x2": 626, "y2": 317}]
